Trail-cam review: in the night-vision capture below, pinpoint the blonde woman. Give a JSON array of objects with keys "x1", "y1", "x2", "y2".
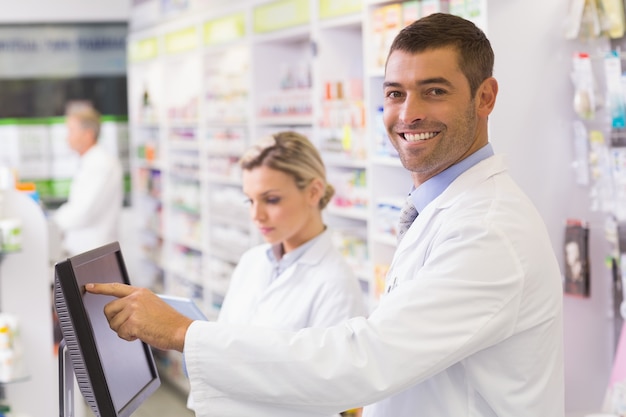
[
  {"x1": 219, "y1": 130, "x2": 366, "y2": 331},
  {"x1": 187, "y1": 131, "x2": 366, "y2": 416}
]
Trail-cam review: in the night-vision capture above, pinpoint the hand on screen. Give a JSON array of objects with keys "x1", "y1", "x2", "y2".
[{"x1": 85, "y1": 283, "x2": 193, "y2": 352}]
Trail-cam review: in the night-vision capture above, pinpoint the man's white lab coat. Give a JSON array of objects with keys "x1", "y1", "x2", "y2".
[{"x1": 184, "y1": 155, "x2": 565, "y2": 417}]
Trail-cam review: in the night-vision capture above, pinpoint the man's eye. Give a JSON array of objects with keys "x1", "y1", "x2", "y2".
[
  {"x1": 386, "y1": 91, "x2": 402, "y2": 99},
  {"x1": 428, "y1": 88, "x2": 447, "y2": 96}
]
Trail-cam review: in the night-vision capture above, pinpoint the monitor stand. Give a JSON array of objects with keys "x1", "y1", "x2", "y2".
[{"x1": 58, "y1": 340, "x2": 75, "y2": 417}]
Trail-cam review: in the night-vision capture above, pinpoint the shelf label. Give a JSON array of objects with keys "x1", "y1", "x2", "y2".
[
  {"x1": 204, "y1": 12, "x2": 246, "y2": 45},
  {"x1": 253, "y1": 0, "x2": 310, "y2": 34},
  {"x1": 319, "y1": 0, "x2": 362, "y2": 19},
  {"x1": 164, "y1": 27, "x2": 198, "y2": 54},
  {"x1": 129, "y1": 37, "x2": 158, "y2": 62}
]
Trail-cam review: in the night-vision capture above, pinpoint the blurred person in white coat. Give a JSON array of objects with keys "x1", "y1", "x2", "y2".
[
  {"x1": 52, "y1": 102, "x2": 123, "y2": 257},
  {"x1": 88, "y1": 13, "x2": 564, "y2": 417}
]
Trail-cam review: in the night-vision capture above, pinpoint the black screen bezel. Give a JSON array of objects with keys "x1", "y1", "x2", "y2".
[{"x1": 54, "y1": 241, "x2": 160, "y2": 417}]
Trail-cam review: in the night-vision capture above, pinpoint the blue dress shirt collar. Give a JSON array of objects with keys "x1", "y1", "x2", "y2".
[{"x1": 410, "y1": 143, "x2": 494, "y2": 213}]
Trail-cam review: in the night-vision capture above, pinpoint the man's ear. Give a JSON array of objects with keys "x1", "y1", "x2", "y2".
[{"x1": 476, "y1": 77, "x2": 498, "y2": 118}]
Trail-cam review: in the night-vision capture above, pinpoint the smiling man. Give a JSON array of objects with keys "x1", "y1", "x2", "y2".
[{"x1": 87, "y1": 13, "x2": 564, "y2": 417}]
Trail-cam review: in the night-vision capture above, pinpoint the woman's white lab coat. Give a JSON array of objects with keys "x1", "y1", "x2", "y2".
[
  {"x1": 217, "y1": 228, "x2": 368, "y2": 330},
  {"x1": 184, "y1": 155, "x2": 564, "y2": 417}
]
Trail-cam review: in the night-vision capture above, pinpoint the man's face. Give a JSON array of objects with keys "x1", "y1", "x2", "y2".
[
  {"x1": 66, "y1": 116, "x2": 93, "y2": 155},
  {"x1": 382, "y1": 47, "x2": 489, "y2": 186}
]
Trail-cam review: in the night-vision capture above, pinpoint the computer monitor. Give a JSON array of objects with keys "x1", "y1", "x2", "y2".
[{"x1": 54, "y1": 241, "x2": 160, "y2": 417}]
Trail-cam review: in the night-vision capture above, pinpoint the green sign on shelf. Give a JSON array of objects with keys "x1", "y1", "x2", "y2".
[
  {"x1": 21, "y1": 179, "x2": 71, "y2": 200},
  {"x1": 253, "y1": 0, "x2": 310, "y2": 34},
  {"x1": 204, "y1": 12, "x2": 246, "y2": 45},
  {"x1": 319, "y1": 0, "x2": 362, "y2": 19},
  {"x1": 0, "y1": 118, "x2": 51, "y2": 126},
  {"x1": 129, "y1": 37, "x2": 159, "y2": 62},
  {"x1": 0, "y1": 116, "x2": 128, "y2": 126},
  {"x1": 165, "y1": 27, "x2": 198, "y2": 54}
]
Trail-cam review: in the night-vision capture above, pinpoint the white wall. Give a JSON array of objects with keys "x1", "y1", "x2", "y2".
[
  {"x1": 488, "y1": 0, "x2": 614, "y2": 414},
  {"x1": 0, "y1": 0, "x2": 130, "y2": 23}
]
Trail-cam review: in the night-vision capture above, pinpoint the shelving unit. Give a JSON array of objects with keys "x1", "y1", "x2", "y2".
[{"x1": 127, "y1": 0, "x2": 487, "y2": 391}]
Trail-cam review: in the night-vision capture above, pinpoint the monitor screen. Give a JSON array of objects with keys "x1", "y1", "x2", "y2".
[{"x1": 54, "y1": 242, "x2": 160, "y2": 417}]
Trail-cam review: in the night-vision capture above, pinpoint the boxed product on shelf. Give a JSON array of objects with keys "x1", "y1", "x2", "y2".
[
  {"x1": 331, "y1": 229, "x2": 370, "y2": 281},
  {"x1": 0, "y1": 313, "x2": 23, "y2": 383},
  {"x1": 205, "y1": 127, "x2": 248, "y2": 155},
  {"x1": 374, "y1": 263, "x2": 390, "y2": 301},
  {"x1": 421, "y1": 0, "x2": 450, "y2": 16},
  {"x1": 402, "y1": 0, "x2": 420, "y2": 26},
  {"x1": 169, "y1": 212, "x2": 202, "y2": 249},
  {"x1": 373, "y1": 106, "x2": 399, "y2": 158},
  {"x1": 328, "y1": 167, "x2": 368, "y2": 210},
  {"x1": 258, "y1": 88, "x2": 313, "y2": 119},
  {"x1": 206, "y1": 155, "x2": 242, "y2": 181},
  {"x1": 203, "y1": 46, "x2": 250, "y2": 124},
  {"x1": 168, "y1": 245, "x2": 203, "y2": 284},
  {"x1": 375, "y1": 197, "x2": 404, "y2": 239},
  {"x1": 369, "y1": 3, "x2": 403, "y2": 71}
]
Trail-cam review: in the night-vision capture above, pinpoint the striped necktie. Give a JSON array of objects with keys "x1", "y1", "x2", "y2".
[{"x1": 397, "y1": 197, "x2": 418, "y2": 244}]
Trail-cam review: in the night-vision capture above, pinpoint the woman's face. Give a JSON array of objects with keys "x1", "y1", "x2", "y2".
[{"x1": 242, "y1": 165, "x2": 322, "y2": 253}]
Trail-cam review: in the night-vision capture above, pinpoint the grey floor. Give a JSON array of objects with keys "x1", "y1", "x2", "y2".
[
  {"x1": 133, "y1": 382, "x2": 195, "y2": 417},
  {"x1": 82, "y1": 382, "x2": 195, "y2": 417}
]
